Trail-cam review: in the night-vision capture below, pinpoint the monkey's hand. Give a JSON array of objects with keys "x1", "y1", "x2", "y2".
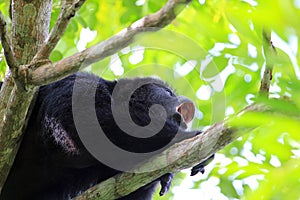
[
  {"x1": 191, "y1": 154, "x2": 214, "y2": 176},
  {"x1": 159, "y1": 173, "x2": 174, "y2": 196}
]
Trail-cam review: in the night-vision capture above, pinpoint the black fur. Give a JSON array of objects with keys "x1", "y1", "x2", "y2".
[{"x1": 0, "y1": 73, "x2": 211, "y2": 200}]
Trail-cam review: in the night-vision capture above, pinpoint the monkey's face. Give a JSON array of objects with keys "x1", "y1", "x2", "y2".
[{"x1": 127, "y1": 81, "x2": 195, "y2": 131}]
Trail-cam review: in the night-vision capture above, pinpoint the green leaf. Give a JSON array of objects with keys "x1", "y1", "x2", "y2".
[{"x1": 50, "y1": 50, "x2": 63, "y2": 62}]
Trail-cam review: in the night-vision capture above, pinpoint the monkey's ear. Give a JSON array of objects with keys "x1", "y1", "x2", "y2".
[{"x1": 176, "y1": 101, "x2": 195, "y2": 124}]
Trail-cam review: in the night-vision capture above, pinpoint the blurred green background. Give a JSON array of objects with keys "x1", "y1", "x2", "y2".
[{"x1": 1, "y1": 0, "x2": 300, "y2": 199}]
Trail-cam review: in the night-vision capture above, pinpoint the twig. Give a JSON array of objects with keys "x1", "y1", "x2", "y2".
[
  {"x1": 33, "y1": 0, "x2": 87, "y2": 60},
  {"x1": 27, "y1": 0, "x2": 192, "y2": 86},
  {"x1": 0, "y1": 12, "x2": 24, "y2": 90},
  {"x1": 259, "y1": 30, "x2": 276, "y2": 96},
  {"x1": 0, "y1": 12, "x2": 18, "y2": 71}
]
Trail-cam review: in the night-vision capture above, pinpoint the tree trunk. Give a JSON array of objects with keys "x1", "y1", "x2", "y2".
[{"x1": 0, "y1": 0, "x2": 52, "y2": 192}]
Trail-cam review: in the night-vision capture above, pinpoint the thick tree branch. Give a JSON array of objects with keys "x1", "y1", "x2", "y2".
[
  {"x1": 27, "y1": 0, "x2": 192, "y2": 86},
  {"x1": 33, "y1": 0, "x2": 86, "y2": 60},
  {"x1": 73, "y1": 104, "x2": 267, "y2": 200},
  {"x1": 259, "y1": 30, "x2": 276, "y2": 96}
]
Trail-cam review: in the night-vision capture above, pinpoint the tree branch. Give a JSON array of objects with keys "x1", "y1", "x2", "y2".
[
  {"x1": 0, "y1": 12, "x2": 18, "y2": 71},
  {"x1": 73, "y1": 104, "x2": 268, "y2": 200},
  {"x1": 259, "y1": 30, "x2": 276, "y2": 96},
  {"x1": 33, "y1": 0, "x2": 87, "y2": 60},
  {"x1": 27, "y1": 0, "x2": 192, "y2": 86},
  {"x1": 0, "y1": 12, "x2": 16, "y2": 110}
]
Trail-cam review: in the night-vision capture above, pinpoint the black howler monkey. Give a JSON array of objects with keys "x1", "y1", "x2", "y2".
[{"x1": 0, "y1": 72, "x2": 213, "y2": 200}]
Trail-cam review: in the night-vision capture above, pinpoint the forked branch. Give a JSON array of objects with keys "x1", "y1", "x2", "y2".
[
  {"x1": 33, "y1": 0, "x2": 87, "y2": 60},
  {"x1": 27, "y1": 0, "x2": 192, "y2": 86}
]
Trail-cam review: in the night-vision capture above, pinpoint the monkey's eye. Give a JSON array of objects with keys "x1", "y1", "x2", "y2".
[{"x1": 165, "y1": 88, "x2": 175, "y2": 97}]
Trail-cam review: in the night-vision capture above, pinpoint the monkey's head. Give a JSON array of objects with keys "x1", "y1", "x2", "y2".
[{"x1": 108, "y1": 77, "x2": 196, "y2": 153}]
